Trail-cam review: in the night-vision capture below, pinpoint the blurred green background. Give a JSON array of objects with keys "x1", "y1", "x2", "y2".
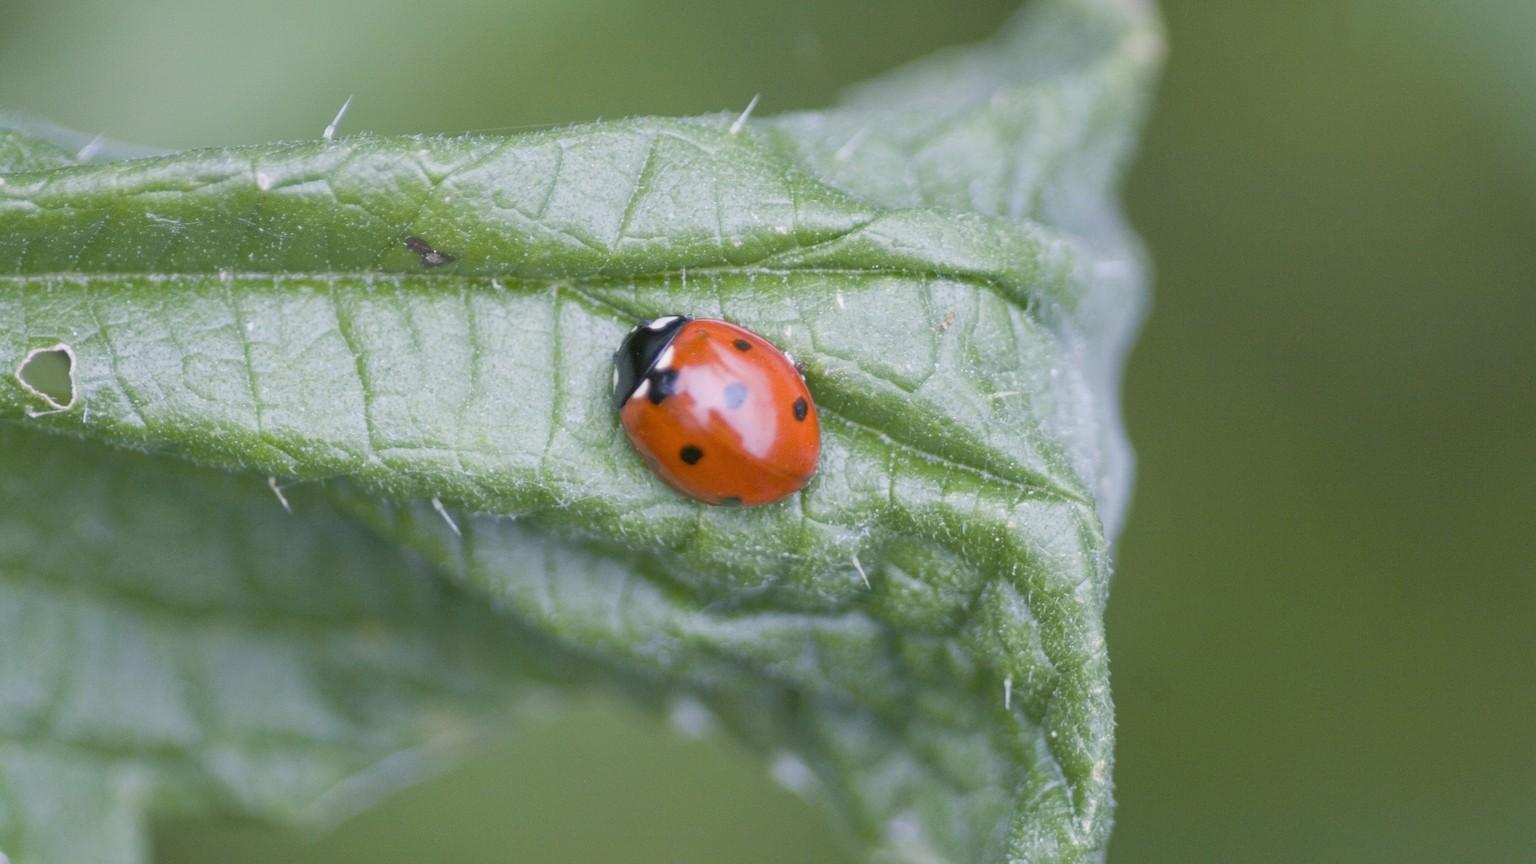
[{"x1": 3, "y1": 0, "x2": 1532, "y2": 861}]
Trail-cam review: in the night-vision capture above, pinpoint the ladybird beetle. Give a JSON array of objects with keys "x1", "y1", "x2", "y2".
[{"x1": 612, "y1": 316, "x2": 820, "y2": 506}]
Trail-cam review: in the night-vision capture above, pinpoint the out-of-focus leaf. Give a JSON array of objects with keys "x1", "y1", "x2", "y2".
[{"x1": 0, "y1": 425, "x2": 568, "y2": 864}]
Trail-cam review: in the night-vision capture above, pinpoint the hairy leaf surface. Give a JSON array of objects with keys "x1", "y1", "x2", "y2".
[{"x1": 0, "y1": 1, "x2": 1159, "y2": 861}]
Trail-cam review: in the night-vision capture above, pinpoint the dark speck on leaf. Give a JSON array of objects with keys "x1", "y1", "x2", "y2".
[{"x1": 403, "y1": 235, "x2": 455, "y2": 267}]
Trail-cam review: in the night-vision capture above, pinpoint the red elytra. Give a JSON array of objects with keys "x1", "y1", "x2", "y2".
[{"x1": 612, "y1": 317, "x2": 820, "y2": 506}]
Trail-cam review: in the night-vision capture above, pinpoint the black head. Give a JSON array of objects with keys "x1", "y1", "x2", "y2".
[{"x1": 612, "y1": 316, "x2": 690, "y2": 410}]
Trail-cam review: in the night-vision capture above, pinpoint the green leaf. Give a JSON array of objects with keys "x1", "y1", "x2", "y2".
[
  {"x1": 0, "y1": 0, "x2": 1160, "y2": 862},
  {"x1": 0, "y1": 425, "x2": 574, "y2": 864}
]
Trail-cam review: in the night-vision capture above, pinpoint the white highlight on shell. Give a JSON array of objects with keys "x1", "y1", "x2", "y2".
[
  {"x1": 323, "y1": 94, "x2": 354, "y2": 141},
  {"x1": 431, "y1": 496, "x2": 461, "y2": 536},
  {"x1": 729, "y1": 93, "x2": 760, "y2": 135}
]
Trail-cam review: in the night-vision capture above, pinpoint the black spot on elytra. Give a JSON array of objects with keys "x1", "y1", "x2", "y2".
[
  {"x1": 724, "y1": 382, "x2": 748, "y2": 409},
  {"x1": 647, "y1": 369, "x2": 680, "y2": 405},
  {"x1": 733, "y1": 338, "x2": 751, "y2": 352},
  {"x1": 792, "y1": 396, "x2": 808, "y2": 421},
  {"x1": 679, "y1": 444, "x2": 703, "y2": 465}
]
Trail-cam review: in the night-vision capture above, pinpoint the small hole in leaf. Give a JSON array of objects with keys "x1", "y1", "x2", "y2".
[{"x1": 16, "y1": 344, "x2": 77, "y2": 412}]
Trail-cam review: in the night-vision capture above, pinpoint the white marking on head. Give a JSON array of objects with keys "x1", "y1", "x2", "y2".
[
  {"x1": 646, "y1": 316, "x2": 680, "y2": 331},
  {"x1": 632, "y1": 378, "x2": 652, "y2": 401},
  {"x1": 655, "y1": 345, "x2": 676, "y2": 371},
  {"x1": 611, "y1": 366, "x2": 620, "y2": 390}
]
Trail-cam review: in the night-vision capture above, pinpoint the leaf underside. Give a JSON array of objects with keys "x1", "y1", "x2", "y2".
[{"x1": 0, "y1": 1, "x2": 1160, "y2": 862}]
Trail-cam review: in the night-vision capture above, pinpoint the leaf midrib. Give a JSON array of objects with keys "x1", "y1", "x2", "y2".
[{"x1": 3, "y1": 267, "x2": 1091, "y2": 505}]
